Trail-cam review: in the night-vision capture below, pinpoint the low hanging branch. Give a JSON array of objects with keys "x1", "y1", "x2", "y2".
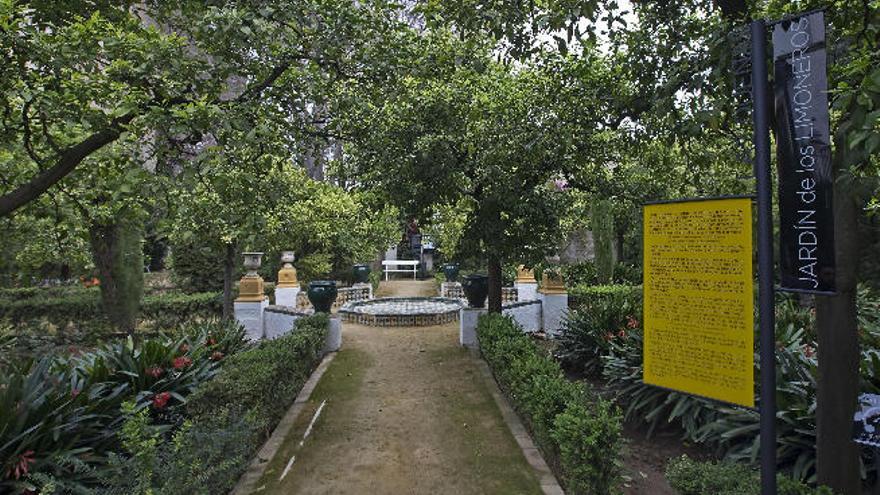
[
  {"x1": 0, "y1": 61, "x2": 294, "y2": 218},
  {"x1": 0, "y1": 114, "x2": 134, "y2": 217}
]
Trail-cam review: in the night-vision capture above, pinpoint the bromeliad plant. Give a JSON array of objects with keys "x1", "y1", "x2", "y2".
[{"x1": 0, "y1": 319, "x2": 247, "y2": 493}]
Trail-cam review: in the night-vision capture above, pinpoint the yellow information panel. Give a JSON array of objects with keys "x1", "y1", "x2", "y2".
[{"x1": 643, "y1": 198, "x2": 755, "y2": 407}]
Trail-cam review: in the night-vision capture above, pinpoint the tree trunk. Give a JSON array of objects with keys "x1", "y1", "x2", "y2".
[
  {"x1": 89, "y1": 219, "x2": 143, "y2": 334},
  {"x1": 487, "y1": 255, "x2": 503, "y2": 314},
  {"x1": 815, "y1": 179, "x2": 861, "y2": 494},
  {"x1": 222, "y1": 243, "x2": 235, "y2": 319}
]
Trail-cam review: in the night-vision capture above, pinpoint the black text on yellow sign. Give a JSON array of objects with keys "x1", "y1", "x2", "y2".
[{"x1": 643, "y1": 198, "x2": 755, "y2": 408}]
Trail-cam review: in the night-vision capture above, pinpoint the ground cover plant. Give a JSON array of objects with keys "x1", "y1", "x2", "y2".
[
  {"x1": 558, "y1": 282, "x2": 880, "y2": 488},
  {"x1": 477, "y1": 313, "x2": 622, "y2": 494},
  {"x1": 1, "y1": 314, "x2": 328, "y2": 494},
  {"x1": 0, "y1": 318, "x2": 244, "y2": 493}
]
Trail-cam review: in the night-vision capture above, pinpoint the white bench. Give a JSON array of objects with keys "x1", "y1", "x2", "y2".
[{"x1": 382, "y1": 260, "x2": 419, "y2": 280}]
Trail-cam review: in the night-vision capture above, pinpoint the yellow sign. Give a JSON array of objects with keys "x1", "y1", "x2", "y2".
[{"x1": 643, "y1": 198, "x2": 755, "y2": 407}]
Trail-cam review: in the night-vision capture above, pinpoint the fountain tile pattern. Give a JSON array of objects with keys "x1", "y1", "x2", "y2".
[{"x1": 338, "y1": 297, "x2": 464, "y2": 327}]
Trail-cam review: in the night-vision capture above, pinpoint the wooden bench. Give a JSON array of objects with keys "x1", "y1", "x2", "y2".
[{"x1": 382, "y1": 260, "x2": 419, "y2": 280}]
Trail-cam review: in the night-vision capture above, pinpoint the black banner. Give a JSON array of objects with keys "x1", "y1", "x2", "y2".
[{"x1": 773, "y1": 11, "x2": 835, "y2": 294}]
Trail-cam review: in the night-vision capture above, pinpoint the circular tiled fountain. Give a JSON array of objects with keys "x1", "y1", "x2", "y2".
[{"x1": 338, "y1": 297, "x2": 464, "y2": 327}]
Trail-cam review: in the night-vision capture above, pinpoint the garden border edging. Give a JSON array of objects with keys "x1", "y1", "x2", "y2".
[
  {"x1": 475, "y1": 358, "x2": 565, "y2": 495},
  {"x1": 229, "y1": 351, "x2": 338, "y2": 495}
]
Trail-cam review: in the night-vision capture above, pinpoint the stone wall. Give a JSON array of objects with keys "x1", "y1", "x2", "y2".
[
  {"x1": 501, "y1": 300, "x2": 542, "y2": 333},
  {"x1": 263, "y1": 305, "x2": 308, "y2": 340}
]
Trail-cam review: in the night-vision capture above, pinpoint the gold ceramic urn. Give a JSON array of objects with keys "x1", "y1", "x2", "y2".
[
  {"x1": 515, "y1": 265, "x2": 535, "y2": 283},
  {"x1": 277, "y1": 251, "x2": 299, "y2": 288},
  {"x1": 236, "y1": 252, "x2": 267, "y2": 302}
]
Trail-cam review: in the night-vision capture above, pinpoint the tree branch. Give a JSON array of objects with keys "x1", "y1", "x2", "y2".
[
  {"x1": 0, "y1": 58, "x2": 295, "y2": 218},
  {"x1": 0, "y1": 113, "x2": 135, "y2": 217}
]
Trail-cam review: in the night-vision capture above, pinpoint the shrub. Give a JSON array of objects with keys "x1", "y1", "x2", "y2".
[
  {"x1": 0, "y1": 319, "x2": 246, "y2": 493},
  {"x1": 0, "y1": 290, "x2": 222, "y2": 335},
  {"x1": 665, "y1": 455, "x2": 833, "y2": 495},
  {"x1": 567, "y1": 284, "x2": 641, "y2": 312},
  {"x1": 104, "y1": 314, "x2": 330, "y2": 495},
  {"x1": 558, "y1": 262, "x2": 642, "y2": 287},
  {"x1": 166, "y1": 240, "x2": 228, "y2": 293},
  {"x1": 187, "y1": 313, "x2": 329, "y2": 428},
  {"x1": 477, "y1": 313, "x2": 622, "y2": 494},
  {"x1": 558, "y1": 285, "x2": 641, "y2": 373}
]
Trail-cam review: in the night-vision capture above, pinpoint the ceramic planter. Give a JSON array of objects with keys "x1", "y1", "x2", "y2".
[
  {"x1": 307, "y1": 280, "x2": 338, "y2": 313},
  {"x1": 242, "y1": 252, "x2": 264, "y2": 277},
  {"x1": 280, "y1": 251, "x2": 296, "y2": 267},
  {"x1": 461, "y1": 274, "x2": 489, "y2": 308},
  {"x1": 442, "y1": 263, "x2": 460, "y2": 283},
  {"x1": 353, "y1": 264, "x2": 371, "y2": 284}
]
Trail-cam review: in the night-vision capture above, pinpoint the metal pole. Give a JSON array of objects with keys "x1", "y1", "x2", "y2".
[{"x1": 750, "y1": 19, "x2": 777, "y2": 495}]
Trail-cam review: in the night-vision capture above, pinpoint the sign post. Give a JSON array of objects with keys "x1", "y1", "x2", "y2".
[{"x1": 750, "y1": 19, "x2": 777, "y2": 495}]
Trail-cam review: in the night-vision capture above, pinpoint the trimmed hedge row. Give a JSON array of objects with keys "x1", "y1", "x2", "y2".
[
  {"x1": 0, "y1": 291, "x2": 222, "y2": 330},
  {"x1": 105, "y1": 314, "x2": 329, "y2": 494},
  {"x1": 666, "y1": 455, "x2": 832, "y2": 495},
  {"x1": 477, "y1": 313, "x2": 622, "y2": 495},
  {"x1": 567, "y1": 284, "x2": 642, "y2": 312}
]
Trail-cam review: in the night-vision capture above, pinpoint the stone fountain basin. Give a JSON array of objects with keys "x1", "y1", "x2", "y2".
[{"x1": 338, "y1": 297, "x2": 464, "y2": 327}]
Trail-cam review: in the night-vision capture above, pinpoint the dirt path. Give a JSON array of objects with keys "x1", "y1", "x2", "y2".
[{"x1": 257, "y1": 280, "x2": 542, "y2": 495}]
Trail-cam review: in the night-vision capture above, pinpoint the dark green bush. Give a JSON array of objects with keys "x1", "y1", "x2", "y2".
[
  {"x1": 558, "y1": 284, "x2": 641, "y2": 374},
  {"x1": 167, "y1": 239, "x2": 229, "y2": 293},
  {"x1": 0, "y1": 290, "x2": 222, "y2": 334},
  {"x1": 567, "y1": 284, "x2": 641, "y2": 312},
  {"x1": 477, "y1": 313, "x2": 622, "y2": 495},
  {"x1": 665, "y1": 455, "x2": 833, "y2": 495},
  {"x1": 557, "y1": 261, "x2": 642, "y2": 287},
  {"x1": 187, "y1": 313, "x2": 329, "y2": 429},
  {"x1": 101, "y1": 314, "x2": 330, "y2": 495}
]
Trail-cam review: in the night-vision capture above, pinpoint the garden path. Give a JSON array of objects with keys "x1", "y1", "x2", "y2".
[{"x1": 256, "y1": 280, "x2": 543, "y2": 495}]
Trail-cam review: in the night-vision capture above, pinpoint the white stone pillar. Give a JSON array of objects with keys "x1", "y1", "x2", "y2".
[
  {"x1": 275, "y1": 286, "x2": 300, "y2": 307},
  {"x1": 324, "y1": 316, "x2": 342, "y2": 353},
  {"x1": 460, "y1": 307, "x2": 487, "y2": 349},
  {"x1": 514, "y1": 265, "x2": 538, "y2": 301},
  {"x1": 235, "y1": 298, "x2": 269, "y2": 341},
  {"x1": 539, "y1": 271, "x2": 568, "y2": 337},
  {"x1": 236, "y1": 252, "x2": 269, "y2": 341},
  {"x1": 275, "y1": 251, "x2": 300, "y2": 307}
]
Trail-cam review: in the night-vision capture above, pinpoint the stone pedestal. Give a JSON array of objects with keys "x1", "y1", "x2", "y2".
[
  {"x1": 515, "y1": 265, "x2": 538, "y2": 301},
  {"x1": 324, "y1": 316, "x2": 342, "y2": 353},
  {"x1": 236, "y1": 268, "x2": 268, "y2": 341},
  {"x1": 515, "y1": 281, "x2": 538, "y2": 301},
  {"x1": 539, "y1": 271, "x2": 567, "y2": 337},
  {"x1": 276, "y1": 258, "x2": 300, "y2": 307},
  {"x1": 235, "y1": 298, "x2": 269, "y2": 341},
  {"x1": 540, "y1": 292, "x2": 568, "y2": 337},
  {"x1": 275, "y1": 286, "x2": 300, "y2": 307},
  {"x1": 460, "y1": 307, "x2": 487, "y2": 349}
]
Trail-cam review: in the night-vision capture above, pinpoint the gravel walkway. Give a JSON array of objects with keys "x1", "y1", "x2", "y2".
[{"x1": 256, "y1": 280, "x2": 542, "y2": 495}]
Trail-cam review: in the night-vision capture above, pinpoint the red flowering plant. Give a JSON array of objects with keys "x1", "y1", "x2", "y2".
[{"x1": 556, "y1": 285, "x2": 643, "y2": 376}]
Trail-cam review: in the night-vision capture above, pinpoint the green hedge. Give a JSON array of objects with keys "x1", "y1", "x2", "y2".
[
  {"x1": 665, "y1": 456, "x2": 833, "y2": 495},
  {"x1": 187, "y1": 313, "x2": 328, "y2": 428},
  {"x1": 477, "y1": 313, "x2": 622, "y2": 495},
  {"x1": 0, "y1": 290, "x2": 222, "y2": 330},
  {"x1": 105, "y1": 314, "x2": 330, "y2": 495},
  {"x1": 567, "y1": 284, "x2": 641, "y2": 312}
]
